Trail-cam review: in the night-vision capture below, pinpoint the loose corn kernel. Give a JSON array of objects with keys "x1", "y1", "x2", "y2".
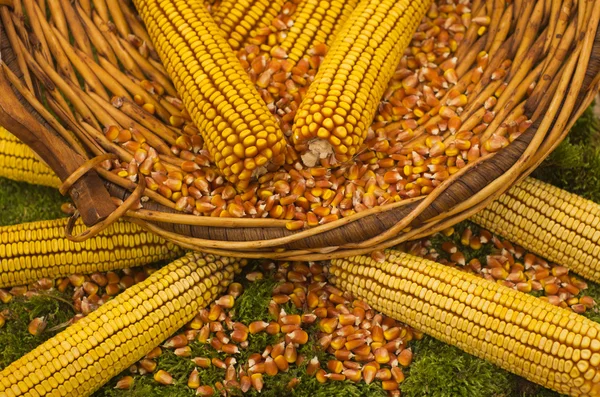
[
  {"x1": 277, "y1": 0, "x2": 360, "y2": 62},
  {"x1": 472, "y1": 177, "x2": 600, "y2": 283},
  {"x1": 0, "y1": 252, "x2": 245, "y2": 396},
  {"x1": 0, "y1": 218, "x2": 182, "y2": 288},
  {"x1": 133, "y1": 0, "x2": 288, "y2": 188},
  {"x1": 330, "y1": 250, "x2": 600, "y2": 396}
]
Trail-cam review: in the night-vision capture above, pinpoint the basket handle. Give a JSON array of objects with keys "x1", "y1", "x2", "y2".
[
  {"x1": 65, "y1": 171, "x2": 145, "y2": 242},
  {"x1": 0, "y1": 66, "x2": 116, "y2": 226}
]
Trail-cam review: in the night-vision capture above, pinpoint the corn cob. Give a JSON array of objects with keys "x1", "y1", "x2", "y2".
[
  {"x1": 275, "y1": 0, "x2": 360, "y2": 62},
  {"x1": 213, "y1": 0, "x2": 286, "y2": 49},
  {"x1": 0, "y1": 252, "x2": 245, "y2": 396},
  {"x1": 0, "y1": 218, "x2": 182, "y2": 288},
  {"x1": 329, "y1": 250, "x2": 600, "y2": 397},
  {"x1": 292, "y1": 0, "x2": 432, "y2": 166},
  {"x1": 0, "y1": 127, "x2": 60, "y2": 188},
  {"x1": 133, "y1": 0, "x2": 289, "y2": 189},
  {"x1": 471, "y1": 178, "x2": 600, "y2": 284}
]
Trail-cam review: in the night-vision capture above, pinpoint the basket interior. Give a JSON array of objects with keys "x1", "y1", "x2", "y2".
[{"x1": 0, "y1": 0, "x2": 599, "y2": 258}]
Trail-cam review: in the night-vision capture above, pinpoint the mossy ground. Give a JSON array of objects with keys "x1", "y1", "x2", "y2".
[{"x1": 1, "y1": 106, "x2": 600, "y2": 396}]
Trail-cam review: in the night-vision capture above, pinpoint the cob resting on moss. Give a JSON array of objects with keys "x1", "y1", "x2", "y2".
[
  {"x1": 0, "y1": 128, "x2": 60, "y2": 189},
  {"x1": 329, "y1": 250, "x2": 600, "y2": 397},
  {"x1": 0, "y1": 218, "x2": 183, "y2": 288},
  {"x1": 0, "y1": 252, "x2": 245, "y2": 396},
  {"x1": 473, "y1": 178, "x2": 600, "y2": 284}
]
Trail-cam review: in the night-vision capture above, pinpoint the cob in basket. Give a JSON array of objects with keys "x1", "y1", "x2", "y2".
[
  {"x1": 0, "y1": 0, "x2": 598, "y2": 259},
  {"x1": 1, "y1": 0, "x2": 600, "y2": 395}
]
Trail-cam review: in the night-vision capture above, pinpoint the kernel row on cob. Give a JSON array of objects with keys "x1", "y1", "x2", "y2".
[
  {"x1": 0, "y1": 127, "x2": 60, "y2": 188},
  {"x1": 472, "y1": 177, "x2": 600, "y2": 283},
  {"x1": 329, "y1": 250, "x2": 600, "y2": 397},
  {"x1": 5, "y1": 121, "x2": 599, "y2": 287},
  {"x1": 293, "y1": 0, "x2": 433, "y2": 164},
  {"x1": 0, "y1": 252, "x2": 245, "y2": 396},
  {"x1": 133, "y1": 0, "x2": 289, "y2": 188},
  {"x1": 2, "y1": 0, "x2": 486, "y2": 225},
  {"x1": 272, "y1": 0, "x2": 361, "y2": 63},
  {"x1": 212, "y1": 0, "x2": 286, "y2": 50},
  {"x1": 0, "y1": 217, "x2": 183, "y2": 288}
]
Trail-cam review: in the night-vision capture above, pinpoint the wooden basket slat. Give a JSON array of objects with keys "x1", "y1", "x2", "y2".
[{"x1": 0, "y1": 0, "x2": 598, "y2": 259}]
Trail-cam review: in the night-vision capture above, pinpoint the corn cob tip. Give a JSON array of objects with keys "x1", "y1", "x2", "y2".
[
  {"x1": 299, "y1": 139, "x2": 335, "y2": 167},
  {"x1": 293, "y1": 0, "x2": 433, "y2": 166},
  {"x1": 0, "y1": 252, "x2": 244, "y2": 396},
  {"x1": 133, "y1": 0, "x2": 289, "y2": 189},
  {"x1": 330, "y1": 249, "x2": 600, "y2": 396}
]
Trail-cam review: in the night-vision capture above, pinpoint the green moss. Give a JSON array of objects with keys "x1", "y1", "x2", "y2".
[
  {"x1": 428, "y1": 221, "x2": 493, "y2": 265},
  {"x1": 562, "y1": 104, "x2": 600, "y2": 146},
  {"x1": 97, "y1": 376, "x2": 196, "y2": 397},
  {"x1": 401, "y1": 336, "x2": 569, "y2": 397},
  {"x1": 97, "y1": 341, "x2": 227, "y2": 396},
  {"x1": 518, "y1": 381, "x2": 564, "y2": 397},
  {"x1": 580, "y1": 281, "x2": 600, "y2": 324},
  {"x1": 95, "y1": 263, "x2": 391, "y2": 397},
  {"x1": 533, "y1": 105, "x2": 600, "y2": 203},
  {"x1": 297, "y1": 323, "x2": 329, "y2": 364},
  {"x1": 7, "y1": 105, "x2": 600, "y2": 397},
  {"x1": 0, "y1": 177, "x2": 67, "y2": 226},
  {"x1": 239, "y1": 331, "x2": 279, "y2": 363},
  {"x1": 258, "y1": 374, "x2": 386, "y2": 397},
  {"x1": 401, "y1": 337, "x2": 513, "y2": 397},
  {"x1": 231, "y1": 273, "x2": 279, "y2": 324},
  {"x1": 0, "y1": 293, "x2": 74, "y2": 369}
]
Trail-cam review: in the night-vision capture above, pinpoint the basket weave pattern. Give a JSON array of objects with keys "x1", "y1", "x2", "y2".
[{"x1": 0, "y1": 0, "x2": 599, "y2": 260}]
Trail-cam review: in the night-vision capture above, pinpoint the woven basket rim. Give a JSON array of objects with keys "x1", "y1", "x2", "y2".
[{"x1": 0, "y1": 0, "x2": 599, "y2": 259}]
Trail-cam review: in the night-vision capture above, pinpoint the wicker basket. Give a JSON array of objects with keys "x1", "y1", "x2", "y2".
[{"x1": 0, "y1": 0, "x2": 599, "y2": 260}]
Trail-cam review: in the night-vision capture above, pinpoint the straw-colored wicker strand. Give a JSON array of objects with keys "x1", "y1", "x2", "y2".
[{"x1": 0, "y1": 1, "x2": 588, "y2": 251}]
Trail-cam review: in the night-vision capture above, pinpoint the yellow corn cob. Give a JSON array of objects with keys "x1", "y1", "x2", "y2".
[
  {"x1": 133, "y1": 0, "x2": 288, "y2": 189},
  {"x1": 292, "y1": 0, "x2": 431, "y2": 165},
  {"x1": 213, "y1": 0, "x2": 286, "y2": 49},
  {"x1": 275, "y1": 0, "x2": 360, "y2": 62},
  {"x1": 0, "y1": 127, "x2": 60, "y2": 188},
  {"x1": 0, "y1": 218, "x2": 183, "y2": 288},
  {"x1": 0, "y1": 252, "x2": 245, "y2": 397},
  {"x1": 472, "y1": 177, "x2": 600, "y2": 284},
  {"x1": 325, "y1": 0, "x2": 362, "y2": 47},
  {"x1": 330, "y1": 250, "x2": 600, "y2": 397}
]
